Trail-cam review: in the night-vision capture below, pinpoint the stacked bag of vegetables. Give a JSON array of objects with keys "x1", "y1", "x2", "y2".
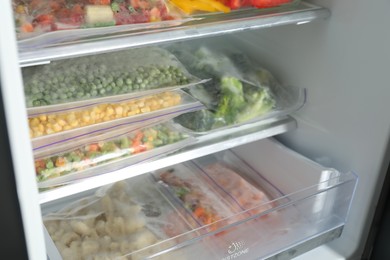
[
  {"x1": 168, "y1": 44, "x2": 281, "y2": 133},
  {"x1": 14, "y1": 0, "x2": 187, "y2": 39}
]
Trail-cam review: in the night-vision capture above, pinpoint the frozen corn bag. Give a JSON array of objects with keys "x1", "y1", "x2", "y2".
[{"x1": 29, "y1": 91, "x2": 182, "y2": 139}]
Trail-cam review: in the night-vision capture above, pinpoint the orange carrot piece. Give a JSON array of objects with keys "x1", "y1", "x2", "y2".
[
  {"x1": 194, "y1": 207, "x2": 205, "y2": 217},
  {"x1": 21, "y1": 23, "x2": 34, "y2": 33}
]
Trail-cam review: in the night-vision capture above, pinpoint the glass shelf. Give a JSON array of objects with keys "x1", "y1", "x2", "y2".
[
  {"x1": 19, "y1": 2, "x2": 330, "y2": 67},
  {"x1": 39, "y1": 115, "x2": 296, "y2": 204}
]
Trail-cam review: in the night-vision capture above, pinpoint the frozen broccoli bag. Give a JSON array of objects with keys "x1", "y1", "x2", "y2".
[{"x1": 168, "y1": 44, "x2": 287, "y2": 133}]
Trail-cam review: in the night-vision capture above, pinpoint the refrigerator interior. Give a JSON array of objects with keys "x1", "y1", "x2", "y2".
[
  {"x1": 230, "y1": 0, "x2": 390, "y2": 258},
  {"x1": 2, "y1": 0, "x2": 390, "y2": 259}
]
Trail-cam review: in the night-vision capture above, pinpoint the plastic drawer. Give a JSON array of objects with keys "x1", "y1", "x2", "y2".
[{"x1": 43, "y1": 138, "x2": 357, "y2": 260}]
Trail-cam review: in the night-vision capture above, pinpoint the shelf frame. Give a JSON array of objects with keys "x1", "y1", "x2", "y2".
[
  {"x1": 39, "y1": 116, "x2": 296, "y2": 204},
  {"x1": 19, "y1": 2, "x2": 330, "y2": 67}
]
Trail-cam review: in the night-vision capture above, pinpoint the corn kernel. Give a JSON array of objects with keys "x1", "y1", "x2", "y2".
[
  {"x1": 34, "y1": 131, "x2": 43, "y2": 137},
  {"x1": 115, "y1": 106, "x2": 123, "y2": 115},
  {"x1": 46, "y1": 128, "x2": 54, "y2": 135},
  {"x1": 38, "y1": 115, "x2": 47, "y2": 122},
  {"x1": 53, "y1": 123, "x2": 62, "y2": 132},
  {"x1": 82, "y1": 115, "x2": 91, "y2": 123},
  {"x1": 106, "y1": 106, "x2": 114, "y2": 116},
  {"x1": 30, "y1": 118, "x2": 40, "y2": 127},
  {"x1": 141, "y1": 107, "x2": 151, "y2": 113},
  {"x1": 57, "y1": 119, "x2": 67, "y2": 127}
]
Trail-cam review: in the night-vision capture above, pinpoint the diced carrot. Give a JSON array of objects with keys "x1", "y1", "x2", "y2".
[
  {"x1": 89, "y1": 0, "x2": 111, "y2": 4},
  {"x1": 88, "y1": 143, "x2": 99, "y2": 152},
  {"x1": 72, "y1": 4, "x2": 84, "y2": 15},
  {"x1": 132, "y1": 144, "x2": 147, "y2": 154},
  {"x1": 34, "y1": 14, "x2": 54, "y2": 25},
  {"x1": 30, "y1": 0, "x2": 43, "y2": 10},
  {"x1": 133, "y1": 132, "x2": 144, "y2": 142},
  {"x1": 194, "y1": 207, "x2": 205, "y2": 217},
  {"x1": 35, "y1": 159, "x2": 46, "y2": 169},
  {"x1": 49, "y1": 1, "x2": 61, "y2": 11},
  {"x1": 55, "y1": 157, "x2": 66, "y2": 167},
  {"x1": 132, "y1": 140, "x2": 141, "y2": 148},
  {"x1": 21, "y1": 23, "x2": 34, "y2": 33}
]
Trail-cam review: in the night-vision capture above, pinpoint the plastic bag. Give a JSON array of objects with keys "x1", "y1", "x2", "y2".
[
  {"x1": 23, "y1": 47, "x2": 208, "y2": 112},
  {"x1": 167, "y1": 43, "x2": 305, "y2": 134},
  {"x1": 43, "y1": 177, "x2": 193, "y2": 260},
  {"x1": 191, "y1": 150, "x2": 283, "y2": 216},
  {"x1": 14, "y1": 0, "x2": 192, "y2": 48},
  {"x1": 35, "y1": 121, "x2": 195, "y2": 188},
  {"x1": 29, "y1": 91, "x2": 181, "y2": 138},
  {"x1": 29, "y1": 90, "x2": 204, "y2": 150},
  {"x1": 154, "y1": 163, "x2": 241, "y2": 232}
]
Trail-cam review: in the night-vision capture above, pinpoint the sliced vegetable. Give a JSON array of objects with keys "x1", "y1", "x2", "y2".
[{"x1": 35, "y1": 124, "x2": 188, "y2": 182}]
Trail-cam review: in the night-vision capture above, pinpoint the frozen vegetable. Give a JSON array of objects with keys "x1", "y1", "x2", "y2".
[
  {"x1": 169, "y1": 0, "x2": 294, "y2": 14},
  {"x1": 44, "y1": 180, "x2": 181, "y2": 260},
  {"x1": 29, "y1": 91, "x2": 181, "y2": 138},
  {"x1": 157, "y1": 167, "x2": 236, "y2": 231},
  {"x1": 169, "y1": 0, "x2": 231, "y2": 14},
  {"x1": 13, "y1": 0, "x2": 184, "y2": 39},
  {"x1": 170, "y1": 46, "x2": 276, "y2": 132},
  {"x1": 201, "y1": 162, "x2": 273, "y2": 215},
  {"x1": 225, "y1": 0, "x2": 293, "y2": 9},
  {"x1": 35, "y1": 123, "x2": 188, "y2": 182},
  {"x1": 22, "y1": 48, "x2": 191, "y2": 107}
]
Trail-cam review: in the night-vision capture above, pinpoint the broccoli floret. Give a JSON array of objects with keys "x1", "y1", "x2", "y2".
[
  {"x1": 214, "y1": 77, "x2": 245, "y2": 124},
  {"x1": 236, "y1": 87, "x2": 275, "y2": 123}
]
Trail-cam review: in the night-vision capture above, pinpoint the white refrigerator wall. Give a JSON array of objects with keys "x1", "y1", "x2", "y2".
[{"x1": 228, "y1": 0, "x2": 390, "y2": 258}]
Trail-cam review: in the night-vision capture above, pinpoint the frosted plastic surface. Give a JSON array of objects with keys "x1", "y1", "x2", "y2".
[{"x1": 43, "y1": 138, "x2": 357, "y2": 260}]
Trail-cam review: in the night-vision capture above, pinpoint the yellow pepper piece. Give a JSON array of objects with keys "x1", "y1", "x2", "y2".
[
  {"x1": 170, "y1": 0, "x2": 196, "y2": 14},
  {"x1": 171, "y1": 0, "x2": 221, "y2": 14},
  {"x1": 187, "y1": 1, "x2": 218, "y2": 12},
  {"x1": 198, "y1": 0, "x2": 231, "y2": 13}
]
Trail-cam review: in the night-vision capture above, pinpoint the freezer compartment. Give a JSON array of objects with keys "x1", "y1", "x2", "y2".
[{"x1": 43, "y1": 138, "x2": 357, "y2": 259}]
